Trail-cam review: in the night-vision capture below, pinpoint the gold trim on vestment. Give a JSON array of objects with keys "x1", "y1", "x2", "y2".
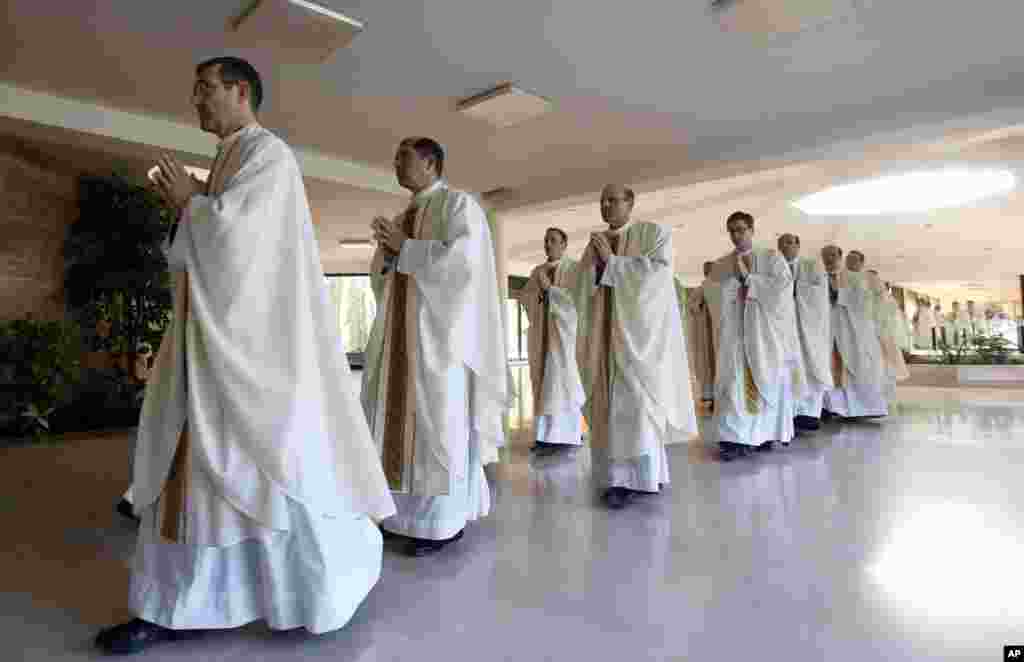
[
  {"x1": 379, "y1": 205, "x2": 422, "y2": 492},
  {"x1": 587, "y1": 233, "x2": 622, "y2": 454}
]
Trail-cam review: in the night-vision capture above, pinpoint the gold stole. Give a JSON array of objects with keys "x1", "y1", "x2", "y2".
[
  {"x1": 738, "y1": 253, "x2": 761, "y2": 415},
  {"x1": 587, "y1": 233, "x2": 623, "y2": 454},
  {"x1": 703, "y1": 292, "x2": 716, "y2": 384},
  {"x1": 534, "y1": 264, "x2": 557, "y2": 412},
  {"x1": 378, "y1": 196, "x2": 437, "y2": 492},
  {"x1": 158, "y1": 138, "x2": 240, "y2": 542}
]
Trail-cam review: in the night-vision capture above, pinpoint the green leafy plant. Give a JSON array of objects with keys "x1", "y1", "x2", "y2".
[
  {"x1": 936, "y1": 333, "x2": 972, "y2": 365},
  {"x1": 970, "y1": 333, "x2": 1017, "y2": 365},
  {"x1": 63, "y1": 174, "x2": 174, "y2": 358},
  {"x1": 0, "y1": 319, "x2": 83, "y2": 440}
]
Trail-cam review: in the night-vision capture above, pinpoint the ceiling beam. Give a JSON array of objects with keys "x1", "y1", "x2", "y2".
[{"x1": 0, "y1": 82, "x2": 404, "y2": 194}]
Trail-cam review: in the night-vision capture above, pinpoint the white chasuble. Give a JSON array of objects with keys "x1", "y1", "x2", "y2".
[
  {"x1": 790, "y1": 257, "x2": 833, "y2": 417},
  {"x1": 824, "y1": 271, "x2": 888, "y2": 418},
  {"x1": 575, "y1": 222, "x2": 698, "y2": 489},
  {"x1": 129, "y1": 124, "x2": 395, "y2": 633},
  {"x1": 708, "y1": 247, "x2": 798, "y2": 446},
  {"x1": 515, "y1": 258, "x2": 586, "y2": 445},
  {"x1": 361, "y1": 181, "x2": 506, "y2": 538}
]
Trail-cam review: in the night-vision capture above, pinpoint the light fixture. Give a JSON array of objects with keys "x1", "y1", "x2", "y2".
[
  {"x1": 228, "y1": 0, "x2": 364, "y2": 63},
  {"x1": 793, "y1": 167, "x2": 1016, "y2": 216},
  {"x1": 147, "y1": 165, "x2": 210, "y2": 183},
  {"x1": 337, "y1": 239, "x2": 374, "y2": 248},
  {"x1": 457, "y1": 83, "x2": 552, "y2": 128}
]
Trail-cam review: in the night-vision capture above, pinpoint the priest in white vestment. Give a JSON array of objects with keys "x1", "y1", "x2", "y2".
[
  {"x1": 708, "y1": 212, "x2": 798, "y2": 462},
  {"x1": 778, "y1": 234, "x2": 832, "y2": 432},
  {"x1": 913, "y1": 299, "x2": 936, "y2": 350},
  {"x1": 687, "y1": 261, "x2": 721, "y2": 409},
  {"x1": 574, "y1": 185, "x2": 697, "y2": 509},
  {"x1": 96, "y1": 57, "x2": 396, "y2": 656},
  {"x1": 947, "y1": 301, "x2": 971, "y2": 347},
  {"x1": 514, "y1": 227, "x2": 586, "y2": 456},
  {"x1": 967, "y1": 300, "x2": 990, "y2": 338},
  {"x1": 821, "y1": 245, "x2": 888, "y2": 419},
  {"x1": 934, "y1": 304, "x2": 948, "y2": 347},
  {"x1": 865, "y1": 270, "x2": 910, "y2": 400},
  {"x1": 363, "y1": 137, "x2": 507, "y2": 556}
]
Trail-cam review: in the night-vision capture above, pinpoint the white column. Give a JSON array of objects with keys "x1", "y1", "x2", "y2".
[{"x1": 484, "y1": 204, "x2": 512, "y2": 459}]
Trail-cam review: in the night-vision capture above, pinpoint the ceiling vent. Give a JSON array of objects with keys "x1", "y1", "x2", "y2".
[
  {"x1": 227, "y1": 0, "x2": 365, "y2": 64},
  {"x1": 457, "y1": 84, "x2": 552, "y2": 128}
]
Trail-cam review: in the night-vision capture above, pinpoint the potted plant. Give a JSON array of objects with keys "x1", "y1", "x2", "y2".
[
  {"x1": 0, "y1": 319, "x2": 83, "y2": 440},
  {"x1": 971, "y1": 333, "x2": 1016, "y2": 365},
  {"x1": 63, "y1": 173, "x2": 174, "y2": 386}
]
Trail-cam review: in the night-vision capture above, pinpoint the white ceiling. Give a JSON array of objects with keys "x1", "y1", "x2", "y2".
[{"x1": 3, "y1": 0, "x2": 1024, "y2": 303}]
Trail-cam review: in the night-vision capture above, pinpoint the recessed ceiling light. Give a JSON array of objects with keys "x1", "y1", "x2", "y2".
[
  {"x1": 147, "y1": 165, "x2": 209, "y2": 182},
  {"x1": 793, "y1": 168, "x2": 1016, "y2": 216}
]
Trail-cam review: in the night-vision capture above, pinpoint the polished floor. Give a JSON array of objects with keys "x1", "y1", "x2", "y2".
[{"x1": 3, "y1": 368, "x2": 1024, "y2": 661}]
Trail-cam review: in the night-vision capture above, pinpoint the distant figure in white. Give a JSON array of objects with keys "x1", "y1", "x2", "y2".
[{"x1": 514, "y1": 227, "x2": 586, "y2": 456}]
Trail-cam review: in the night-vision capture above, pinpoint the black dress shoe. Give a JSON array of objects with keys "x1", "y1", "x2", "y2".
[
  {"x1": 718, "y1": 442, "x2": 753, "y2": 462},
  {"x1": 95, "y1": 618, "x2": 180, "y2": 655},
  {"x1": 116, "y1": 498, "x2": 140, "y2": 523},
  {"x1": 379, "y1": 527, "x2": 404, "y2": 541},
  {"x1": 757, "y1": 441, "x2": 775, "y2": 452},
  {"x1": 794, "y1": 415, "x2": 821, "y2": 431},
  {"x1": 601, "y1": 487, "x2": 632, "y2": 509},
  {"x1": 406, "y1": 529, "x2": 465, "y2": 557}
]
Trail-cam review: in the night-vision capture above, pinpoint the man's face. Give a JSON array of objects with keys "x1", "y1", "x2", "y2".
[
  {"x1": 845, "y1": 253, "x2": 864, "y2": 272},
  {"x1": 394, "y1": 142, "x2": 436, "y2": 192},
  {"x1": 727, "y1": 218, "x2": 754, "y2": 251},
  {"x1": 967, "y1": 301, "x2": 976, "y2": 315},
  {"x1": 600, "y1": 185, "x2": 633, "y2": 229},
  {"x1": 778, "y1": 234, "x2": 800, "y2": 261},
  {"x1": 544, "y1": 230, "x2": 566, "y2": 261},
  {"x1": 821, "y1": 246, "x2": 842, "y2": 272},
  {"x1": 192, "y1": 65, "x2": 244, "y2": 136},
  {"x1": 953, "y1": 302, "x2": 961, "y2": 313}
]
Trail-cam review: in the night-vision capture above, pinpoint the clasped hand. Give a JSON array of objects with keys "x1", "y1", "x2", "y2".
[
  {"x1": 589, "y1": 232, "x2": 612, "y2": 262},
  {"x1": 151, "y1": 155, "x2": 204, "y2": 212},
  {"x1": 371, "y1": 216, "x2": 408, "y2": 254}
]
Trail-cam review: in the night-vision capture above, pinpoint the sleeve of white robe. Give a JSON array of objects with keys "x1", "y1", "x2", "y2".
[
  {"x1": 160, "y1": 135, "x2": 396, "y2": 524},
  {"x1": 396, "y1": 192, "x2": 507, "y2": 459},
  {"x1": 741, "y1": 250, "x2": 796, "y2": 400},
  {"x1": 594, "y1": 225, "x2": 698, "y2": 439}
]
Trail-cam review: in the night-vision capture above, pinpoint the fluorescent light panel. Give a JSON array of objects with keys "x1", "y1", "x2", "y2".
[
  {"x1": 457, "y1": 83, "x2": 551, "y2": 128},
  {"x1": 229, "y1": 0, "x2": 364, "y2": 63},
  {"x1": 793, "y1": 167, "x2": 1016, "y2": 215}
]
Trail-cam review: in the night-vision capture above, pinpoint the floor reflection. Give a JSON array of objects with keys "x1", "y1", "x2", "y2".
[{"x1": 3, "y1": 367, "x2": 1024, "y2": 660}]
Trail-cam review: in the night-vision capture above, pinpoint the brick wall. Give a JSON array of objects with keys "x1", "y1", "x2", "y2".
[{"x1": 0, "y1": 147, "x2": 77, "y2": 321}]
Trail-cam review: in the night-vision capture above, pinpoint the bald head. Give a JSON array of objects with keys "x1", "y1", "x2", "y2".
[
  {"x1": 600, "y1": 184, "x2": 635, "y2": 229},
  {"x1": 846, "y1": 250, "x2": 865, "y2": 272},
  {"x1": 778, "y1": 233, "x2": 800, "y2": 261},
  {"x1": 821, "y1": 244, "x2": 843, "y2": 273}
]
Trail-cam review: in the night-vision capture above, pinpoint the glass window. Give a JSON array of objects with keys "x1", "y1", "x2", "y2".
[{"x1": 323, "y1": 274, "x2": 376, "y2": 353}]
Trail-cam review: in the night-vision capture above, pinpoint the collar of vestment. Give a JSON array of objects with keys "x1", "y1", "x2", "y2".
[
  {"x1": 411, "y1": 179, "x2": 446, "y2": 206},
  {"x1": 605, "y1": 222, "x2": 629, "y2": 236},
  {"x1": 217, "y1": 122, "x2": 261, "y2": 154}
]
